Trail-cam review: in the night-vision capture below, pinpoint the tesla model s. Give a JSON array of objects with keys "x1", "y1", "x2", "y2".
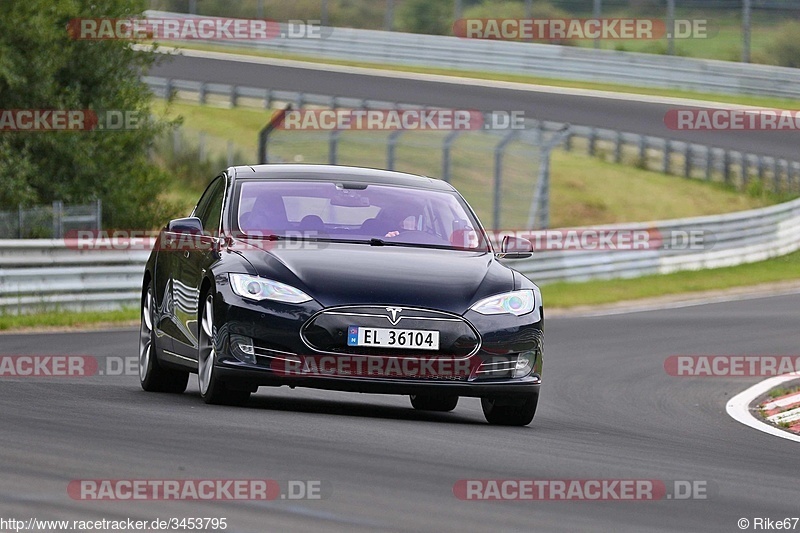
[{"x1": 139, "y1": 164, "x2": 543, "y2": 425}]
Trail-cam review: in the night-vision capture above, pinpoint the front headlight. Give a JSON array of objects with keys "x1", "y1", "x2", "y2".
[
  {"x1": 229, "y1": 274, "x2": 313, "y2": 304},
  {"x1": 470, "y1": 289, "x2": 535, "y2": 317}
]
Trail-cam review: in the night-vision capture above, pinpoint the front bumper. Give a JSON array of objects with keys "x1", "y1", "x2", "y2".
[{"x1": 212, "y1": 284, "x2": 544, "y2": 399}]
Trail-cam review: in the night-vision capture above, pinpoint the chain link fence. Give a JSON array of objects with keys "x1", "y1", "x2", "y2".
[
  {"x1": 0, "y1": 201, "x2": 102, "y2": 239},
  {"x1": 261, "y1": 109, "x2": 568, "y2": 230}
]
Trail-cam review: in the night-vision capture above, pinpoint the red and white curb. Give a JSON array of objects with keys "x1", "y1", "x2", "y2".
[
  {"x1": 726, "y1": 373, "x2": 800, "y2": 443},
  {"x1": 762, "y1": 390, "x2": 800, "y2": 430}
]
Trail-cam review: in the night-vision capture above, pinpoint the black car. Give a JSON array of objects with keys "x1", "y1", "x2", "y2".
[{"x1": 139, "y1": 164, "x2": 543, "y2": 425}]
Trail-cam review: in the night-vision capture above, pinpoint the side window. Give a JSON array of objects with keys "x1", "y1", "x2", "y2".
[{"x1": 193, "y1": 176, "x2": 226, "y2": 237}]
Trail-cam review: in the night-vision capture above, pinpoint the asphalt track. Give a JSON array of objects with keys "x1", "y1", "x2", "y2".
[
  {"x1": 2, "y1": 293, "x2": 799, "y2": 532},
  {"x1": 150, "y1": 52, "x2": 800, "y2": 161}
]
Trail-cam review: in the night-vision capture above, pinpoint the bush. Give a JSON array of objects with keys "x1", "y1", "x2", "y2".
[
  {"x1": 763, "y1": 21, "x2": 800, "y2": 68},
  {"x1": 397, "y1": 0, "x2": 452, "y2": 35}
]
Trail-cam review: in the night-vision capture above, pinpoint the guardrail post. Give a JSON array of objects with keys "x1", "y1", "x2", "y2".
[
  {"x1": 771, "y1": 158, "x2": 779, "y2": 192},
  {"x1": 757, "y1": 156, "x2": 765, "y2": 183},
  {"x1": 723, "y1": 151, "x2": 731, "y2": 184},
  {"x1": 264, "y1": 89, "x2": 272, "y2": 109},
  {"x1": 638, "y1": 135, "x2": 647, "y2": 168},
  {"x1": 164, "y1": 78, "x2": 173, "y2": 100},
  {"x1": 683, "y1": 144, "x2": 692, "y2": 178},
  {"x1": 662, "y1": 140, "x2": 671, "y2": 174},
  {"x1": 198, "y1": 83, "x2": 207, "y2": 105},
  {"x1": 704, "y1": 147, "x2": 713, "y2": 181},
  {"x1": 17, "y1": 204, "x2": 23, "y2": 238},
  {"x1": 614, "y1": 131, "x2": 623, "y2": 163},
  {"x1": 588, "y1": 127, "x2": 597, "y2": 156},
  {"x1": 230, "y1": 85, "x2": 238, "y2": 108},
  {"x1": 741, "y1": 155, "x2": 749, "y2": 188},
  {"x1": 493, "y1": 130, "x2": 518, "y2": 230},
  {"x1": 563, "y1": 132, "x2": 572, "y2": 152}
]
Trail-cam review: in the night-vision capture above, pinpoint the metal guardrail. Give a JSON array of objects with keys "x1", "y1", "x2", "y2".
[
  {"x1": 2, "y1": 195, "x2": 799, "y2": 312},
  {"x1": 144, "y1": 76, "x2": 800, "y2": 195},
  {"x1": 146, "y1": 10, "x2": 800, "y2": 99}
]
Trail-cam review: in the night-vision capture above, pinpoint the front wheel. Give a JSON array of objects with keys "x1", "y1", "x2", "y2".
[
  {"x1": 139, "y1": 283, "x2": 189, "y2": 393},
  {"x1": 409, "y1": 394, "x2": 459, "y2": 412},
  {"x1": 481, "y1": 393, "x2": 538, "y2": 426},
  {"x1": 198, "y1": 294, "x2": 250, "y2": 406}
]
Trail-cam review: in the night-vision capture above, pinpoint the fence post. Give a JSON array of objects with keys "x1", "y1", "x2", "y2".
[
  {"x1": 441, "y1": 130, "x2": 463, "y2": 183},
  {"x1": 493, "y1": 130, "x2": 518, "y2": 231},
  {"x1": 329, "y1": 130, "x2": 340, "y2": 165},
  {"x1": 52, "y1": 200, "x2": 63, "y2": 239},
  {"x1": 387, "y1": 129, "x2": 403, "y2": 170}
]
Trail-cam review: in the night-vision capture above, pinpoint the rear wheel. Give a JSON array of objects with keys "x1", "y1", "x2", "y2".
[
  {"x1": 481, "y1": 393, "x2": 538, "y2": 426},
  {"x1": 198, "y1": 294, "x2": 250, "y2": 406},
  {"x1": 409, "y1": 394, "x2": 459, "y2": 412},
  {"x1": 139, "y1": 283, "x2": 189, "y2": 393}
]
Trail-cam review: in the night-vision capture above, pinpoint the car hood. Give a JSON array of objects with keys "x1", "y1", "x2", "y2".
[{"x1": 234, "y1": 241, "x2": 514, "y2": 314}]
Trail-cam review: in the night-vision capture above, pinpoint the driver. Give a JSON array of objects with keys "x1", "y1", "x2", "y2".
[{"x1": 385, "y1": 214, "x2": 417, "y2": 238}]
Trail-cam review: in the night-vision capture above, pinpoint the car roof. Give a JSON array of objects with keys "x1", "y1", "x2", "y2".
[{"x1": 228, "y1": 164, "x2": 455, "y2": 191}]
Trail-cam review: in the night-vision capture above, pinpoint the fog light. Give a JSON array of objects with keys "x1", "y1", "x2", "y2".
[
  {"x1": 513, "y1": 351, "x2": 536, "y2": 378},
  {"x1": 230, "y1": 334, "x2": 256, "y2": 364}
]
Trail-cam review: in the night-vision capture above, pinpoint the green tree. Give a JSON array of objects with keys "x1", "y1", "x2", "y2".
[
  {"x1": 397, "y1": 0, "x2": 452, "y2": 35},
  {"x1": 0, "y1": 0, "x2": 177, "y2": 228}
]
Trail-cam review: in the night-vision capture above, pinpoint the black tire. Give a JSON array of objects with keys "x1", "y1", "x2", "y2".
[
  {"x1": 139, "y1": 283, "x2": 189, "y2": 393},
  {"x1": 198, "y1": 293, "x2": 251, "y2": 406},
  {"x1": 409, "y1": 394, "x2": 459, "y2": 412},
  {"x1": 481, "y1": 393, "x2": 539, "y2": 426}
]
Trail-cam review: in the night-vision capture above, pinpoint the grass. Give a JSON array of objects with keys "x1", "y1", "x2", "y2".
[
  {"x1": 0, "y1": 308, "x2": 139, "y2": 332},
  {"x1": 153, "y1": 98, "x2": 782, "y2": 227},
  {"x1": 161, "y1": 42, "x2": 800, "y2": 111},
  {"x1": 767, "y1": 386, "x2": 800, "y2": 399},
  {"x1": 543, "y1": 249, "x2": 800, "y2": 308}
]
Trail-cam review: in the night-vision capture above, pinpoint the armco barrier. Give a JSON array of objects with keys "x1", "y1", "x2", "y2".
[
  {"x1": 145, "y1": 10, "x2": 800, "y2": 99},
  {"x1": 2, "y1": 196, "x2": 799, "y2": 313}
]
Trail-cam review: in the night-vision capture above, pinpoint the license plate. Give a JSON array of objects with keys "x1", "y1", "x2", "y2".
[{"x1": 347, "y1": 326, "x2": 439, "y2": 350}]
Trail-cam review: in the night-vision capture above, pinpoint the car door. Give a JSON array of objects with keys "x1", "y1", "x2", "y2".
[{"x1": 171, "y1": 175, "x2": 227, "y2": 359}]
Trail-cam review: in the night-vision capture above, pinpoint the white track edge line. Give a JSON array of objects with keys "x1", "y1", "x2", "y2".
[{"x1": 726, "y1": 373, "x2": 800, "y2": 443}]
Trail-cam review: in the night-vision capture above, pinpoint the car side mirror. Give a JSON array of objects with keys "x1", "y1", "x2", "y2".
[
  {"x1": 167, "y1": 217, "x2": 204, "y2": 235},
  {"x1": 499, "y1": 235, "x2": 533, "y2": 259}
]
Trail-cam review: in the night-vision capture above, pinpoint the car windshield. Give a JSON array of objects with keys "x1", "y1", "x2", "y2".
[{"x1": 234, "y1": 179, "x2": 490, "y2": 251}]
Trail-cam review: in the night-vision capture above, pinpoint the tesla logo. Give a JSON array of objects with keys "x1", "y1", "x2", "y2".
[{"x1": 386, "y1": 307, "x2": 403, "y2": 325}]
